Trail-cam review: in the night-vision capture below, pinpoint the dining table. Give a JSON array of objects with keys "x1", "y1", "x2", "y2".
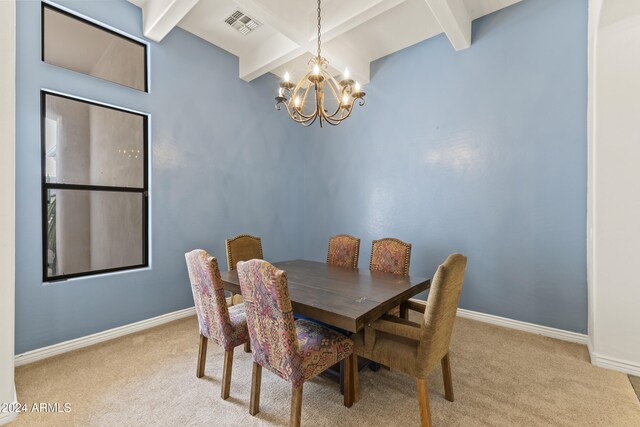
[{"x1": 219, "y1": 259, "x2": 431, "y2": 334}]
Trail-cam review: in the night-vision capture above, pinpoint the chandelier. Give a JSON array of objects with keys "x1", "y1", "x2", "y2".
[{"x1": 275, "y1": 0, "x2": 366, "y2": 127}]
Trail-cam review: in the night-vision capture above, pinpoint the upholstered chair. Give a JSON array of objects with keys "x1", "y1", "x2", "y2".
[
  {"x1": 237, "y1": 259, "x2": 356, "y2": 426},
  {"x1": 370, "y1": 237, "x2": 412, "y2": 317},
  {"x1": 225, "y1": 234, "x2": 264, "y2": 306},
  {"x1": 369, "y1": 237, "x2": 412, "y2": 276},
  {"x1": 327, "y1": 234, "x2": 361, "y2": 268},
  {"x1": 184, "y1": 249, "x2": 250, "y2": 400},
  {"x1": 353, "y1": 253, "x2": 467, "y2": 427}
]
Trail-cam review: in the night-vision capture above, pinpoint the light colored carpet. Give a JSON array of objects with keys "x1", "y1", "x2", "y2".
[
  {"x1": 12, "y1": 315, "x2": 640, "y2": 426},
  {"x1": 631, "y1": 376, "x2": 640, "y2": 402}
]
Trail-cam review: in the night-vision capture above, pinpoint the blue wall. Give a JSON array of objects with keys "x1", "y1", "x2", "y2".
[
  {"x1": 15, "y1": 0, "x2": 588, "y2": 354},
  {"x1": 15, "y1": 0, "x2": 306, "y2": 353},
  {"x1": 302, "y1": 0, "x2": 588, "y2": 333}
]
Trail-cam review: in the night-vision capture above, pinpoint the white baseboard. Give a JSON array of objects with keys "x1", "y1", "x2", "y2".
[
  {"x1": 590, "y1": 351, "x2": 640, "y2": 377},
  {"x1": 0, "y1": 389, "x2": 18, "y2": 426},
  {"x1": 456, "y1": 308, "x2": 589, "y2": 345},
  {"x1": 458, "y1": 310, "x2": 640, "y2": 376},
  {"x1": 14, "y1": 307, "x2": 196, "y2": 367},
  {"x1": 16, "y1": 305, "x2": 638, "y2": 377}
]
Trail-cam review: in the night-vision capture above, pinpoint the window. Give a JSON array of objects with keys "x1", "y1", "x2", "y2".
[
  {"x1": 42, "y1": 3, "x2": 148, "y2": 92},
  {"x1": 41, "y1": 91, "x2": 148, "y2": 281}
]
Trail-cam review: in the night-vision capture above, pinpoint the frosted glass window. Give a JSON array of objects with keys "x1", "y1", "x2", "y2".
[
  {"x1": 42, "y1": 4, "x2": 148, "y2": 92},
  {"x1": 42, "y1": 91, "x2": 148, "y2": 281}
]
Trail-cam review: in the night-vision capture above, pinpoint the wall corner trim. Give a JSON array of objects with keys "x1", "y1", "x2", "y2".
[
  {"x1": 0, "y1": 389, "x2": 18, "y2": 426},
  {"x1": 589, "y1": 351, "x2": 640, "y2": 377},
  {"x1": 14, "y1": 307, "x2": 196, "y2": 367},
  {"x1": 456, "y1": 308, "x2": 589, "y2": 345}
]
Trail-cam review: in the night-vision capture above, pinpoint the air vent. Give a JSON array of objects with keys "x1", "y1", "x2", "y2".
[{"x1": 225, "y1": 10, "x2": 261, "y2": 35}]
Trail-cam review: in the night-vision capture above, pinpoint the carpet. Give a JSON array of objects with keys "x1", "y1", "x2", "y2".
[{"x1": 11, "y1": 315, "x2": 640, "y2": 426}]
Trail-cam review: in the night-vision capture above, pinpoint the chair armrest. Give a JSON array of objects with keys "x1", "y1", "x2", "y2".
[
  {"x1": 370, "y1": 315, "x2": 421, "y2": 341},
  {"x1": 401, "y1": 298, "x2": 427, "y2": 314}
]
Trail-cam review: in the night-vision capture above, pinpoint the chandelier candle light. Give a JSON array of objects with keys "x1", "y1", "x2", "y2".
[{"x1": 275, "y1": 0, "x2": 366, "y2": 127}]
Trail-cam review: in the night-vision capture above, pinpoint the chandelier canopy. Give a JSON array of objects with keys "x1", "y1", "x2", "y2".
[{"x1": 275, "y1": 0, "x2": 366, "y2": 127}]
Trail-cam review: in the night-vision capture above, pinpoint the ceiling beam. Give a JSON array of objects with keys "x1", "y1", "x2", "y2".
[
  {"x1": 237, "y1": 0, "x2": 406, "y2": 83},
  {"x1": 239, "y1": 38, "x2": 307, "y2": 82},
  {"x1": 423, "y1": 0, "x2": 471, "y2": 51},
  {"x1": 234, "y1": 0, "x2": 311, "y2": 46},
  {"x1": 140, "y1": 0, "x2": 200, "y2": 42},
  {"x1": 321, "y1": 44, "x2": 370, "y2": 85}
]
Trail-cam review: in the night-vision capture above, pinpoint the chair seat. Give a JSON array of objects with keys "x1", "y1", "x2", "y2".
[
  {"x1": 352, "y1": 326, "x2": 420, "y2": 377},
  {"x1": 218, "y1": 303, "x2": 249, "y2": 349},
  {"x1": 295, "y1": 319, "x2": 353, "y2": 381}
]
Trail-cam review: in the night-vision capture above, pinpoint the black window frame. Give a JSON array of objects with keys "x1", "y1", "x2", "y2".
[
  {"x1": 41, "y1": 90, "x2": 149, "y2": 282},
  {"x1": 41, "y1": 2, "x2": 149, "y2": 93}
]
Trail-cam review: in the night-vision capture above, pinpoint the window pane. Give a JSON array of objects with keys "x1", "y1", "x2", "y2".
[
  {"x1": 43, "y1": 5, "x2": 147, "y2": 91},
  {"x1": 44, "y1": 93, "x2": 145, "y2": 188},
  {"x1": 46, "y1": 189, "x2": 145, "y2": 278}
]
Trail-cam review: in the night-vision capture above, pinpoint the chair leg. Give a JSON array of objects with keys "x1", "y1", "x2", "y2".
[
  {"x1": 343, "y1": 353, "x2": 354, "y2": 407},
  {"x1": 221, "y1": 349, "x2": 234, "y2": 400},
  {"x1": 249, "y1": 362, "x2": 262, "y2": 416},
  {"x1": 353, "y1": 356, "x2": 360, "y2": 402},
  {"x1": 196, "y1": 335, "x2": 207, "y2": 378},
  {"x1": 416, "y1": 378, "x2": 432, "y2": 427},
  {"x1": 441, "y1": 352, "x2": 454, "y2": 402},
  {"x1": 290, "y1": 384, "x2": 303, "y2": 427},
  {"x1": 244, "y1": 341, "x2": 251, "y2": 353}
]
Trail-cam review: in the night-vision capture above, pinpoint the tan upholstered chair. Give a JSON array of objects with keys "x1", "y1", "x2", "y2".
[
  {"x1": 225, "y1": 234, "x2": 263, "y2": 306},
  {"x1": 327, "y1": 234, "x2": 361, "y2": 268},
  {"x1": 353, "y1": 253, "x2": 467, "y2": 427},
  {"x1": 369, "y1": 237, "x2": 412, "y2": 276},
  {"x1": 184, "y1": 250, "x2": 250, "y2": 399},
  {"x1": 226, "y1": 234, "x2": 264, "y2": 271}
]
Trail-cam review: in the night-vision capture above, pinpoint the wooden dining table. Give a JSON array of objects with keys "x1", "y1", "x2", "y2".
[{"x1": 219, "y1": 259, "x2": 431, "y2": 334}]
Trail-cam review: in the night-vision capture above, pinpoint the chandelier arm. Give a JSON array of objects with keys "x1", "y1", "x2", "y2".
[
  {"x1": 282, "y1": 102, "x2": 317, "y2": 126},
  {"x1": 294, "y1": 84, "x2": 317, "y2": 120},
  {"x1": 292, "y1": 72, "x2": 310, "y2": 94},
  {"x1": 322, "y1": 77, "x2": 346, "y2": 119},
  {"x1": 287, "y1": 80, "x2": 315, "y2": 120},
  {"x1": 325, "y1": 106, "x2": 355, "y2": 125},
  {"x1": 301, "y1": 83, "x2": 313, "y2": 113}
]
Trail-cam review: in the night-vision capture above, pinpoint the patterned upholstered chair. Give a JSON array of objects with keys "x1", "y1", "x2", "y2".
[
  {"x1": 225, "y1": 234, "x2": 263, "y2": 306},
  {"x1": 353, "y1": 254, "x2": 467, "y2": 427},
  {"x1": 237, "y1": 259, "x2": 356, "y2": 426},
  {"x1": 184, "y1": 249, "x2": 250, "y2": 400},
  {"x1": 370, "y1": 237, "x2": 412, "y2": 317},
  {"x1": 327, "y1": 234, "x2": 360, "y2": 268},
  {"x1": 369, "y1": 237, "x2": 411, "y2": 276}
]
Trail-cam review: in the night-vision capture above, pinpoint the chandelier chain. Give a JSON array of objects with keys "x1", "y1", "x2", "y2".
[{"x1": 317, "y1": 0, "x2": 322, "y2": 59}]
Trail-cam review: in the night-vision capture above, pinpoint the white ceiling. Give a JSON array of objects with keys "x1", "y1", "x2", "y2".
[{"x1": 128, "y1": 0, "x2": 521, "y2": 84}]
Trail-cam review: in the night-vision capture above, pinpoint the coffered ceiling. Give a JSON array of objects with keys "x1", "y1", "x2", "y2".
[{"x1": 128, "y1": 0, "x2": 521, "y2": 84}]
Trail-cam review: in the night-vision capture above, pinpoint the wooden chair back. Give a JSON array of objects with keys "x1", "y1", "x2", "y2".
[{"x1": 225, "y1": 234, "x2": 263, "y2": 271}]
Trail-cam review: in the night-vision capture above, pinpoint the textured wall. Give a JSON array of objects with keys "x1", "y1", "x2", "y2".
[
  {"x1": 15, "y1": 0, "x2": 305, "y2": 353},
  {"x1": 302, "y1": 0, "x2": 588, "y2": 333},
  {"x1": 15, "y1": 0, "x2": 589, "y2": 355}
]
